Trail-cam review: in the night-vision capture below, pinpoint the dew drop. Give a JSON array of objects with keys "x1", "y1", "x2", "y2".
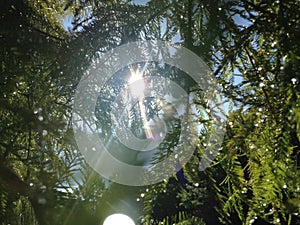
[
  {"x1": 42, "y1": 130, "x2": 48, "y2": 136},
  {"x1": 38, "y1": 198, "x2": 47, "y2": 205},
  {"x1": 41, "y1": 185, "x2": 47, "y2": 190}
]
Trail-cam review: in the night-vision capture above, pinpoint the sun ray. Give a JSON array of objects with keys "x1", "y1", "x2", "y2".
[{"x1": 128, "y1": 66, "x2": 153, "y2": 139}]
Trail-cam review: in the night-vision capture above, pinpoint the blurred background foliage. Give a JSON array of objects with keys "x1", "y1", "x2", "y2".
[{"x1": 0, "y1": 0, "x2": 299, "y2": 224}]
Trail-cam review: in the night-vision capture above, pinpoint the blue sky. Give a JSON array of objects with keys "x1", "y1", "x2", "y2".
[
  {"x1": 63, "y1": 0, "x2": 150, "y2": 30},
  {"x1": 62, "y1": 1, "x2": 247, "y2": 92}
]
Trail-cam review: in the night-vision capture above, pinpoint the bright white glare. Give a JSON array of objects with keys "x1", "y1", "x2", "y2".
[
  {"x1": 103, "y1": 214, "x2": 135, "y2": 225},
  {"x1": 128, "y1": 68, "x2": 154, "y2": 138},
  {"x1": 129, "y1": 69, "x2": 145, "y2": 99}
]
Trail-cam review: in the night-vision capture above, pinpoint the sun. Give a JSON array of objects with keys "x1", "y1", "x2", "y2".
[
  {"x1": 128, "y1": 68, "x2": 145, "y2": 99},
  {"x1": 103, "y1": 214, "x2": 135, "y2": 225}
]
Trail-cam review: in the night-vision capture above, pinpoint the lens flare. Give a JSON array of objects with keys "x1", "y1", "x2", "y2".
[
  {"x1": 103, "y1": 214, "x2": 135, "y2": 225},
  {"x1": 128, "y1": 68, "x2": 154, "y2": 139},
  {"x1": 129, "y1": 68, "x2": 145, "y2": 99}
]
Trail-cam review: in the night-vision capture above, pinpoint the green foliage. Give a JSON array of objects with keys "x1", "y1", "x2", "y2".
[
  {"x1": 156, "y1": 211, "x2": 205, "y2": 225},
  {"x1": 140, "y1": 0, "x2": 300, "y2": 225},
  {"x1": 1, "y1": 0, "x2": 299, "y2": 224},
  {"x1": 210, "y1": 0, "x2": 300, "y2": 224},
  {"x1": 0, "y1": 0, "x2": 123, "y2": 224}
]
